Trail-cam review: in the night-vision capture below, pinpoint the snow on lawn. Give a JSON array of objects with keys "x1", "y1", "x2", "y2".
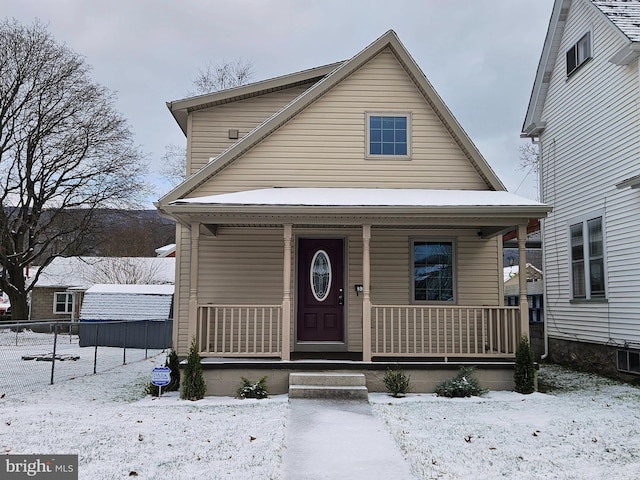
[
  {"x1": 371, "y1": 365, "x2": 640, "y2": 479},
  {"x1": 0, "y1": 355, "x2": 288, "y2": 480},
  {"x1": 2, "y1": 355, "x2": 640, "y2": 479}
]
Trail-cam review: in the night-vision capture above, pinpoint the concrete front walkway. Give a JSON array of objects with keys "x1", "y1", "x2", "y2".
[{"x1": 282, "y1": 399, "x2": 417, "y2": 480}]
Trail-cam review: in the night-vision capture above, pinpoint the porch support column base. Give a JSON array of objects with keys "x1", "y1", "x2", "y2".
[
  {"x1": 282, "y1": 224, "x2": 292, "y2": 361},
  {"x1": 517, "y1": 223, "x2": 530, "y2": 340},
  {"x1": 362, "y1": 225, "x2": 372, "y2": 362}
]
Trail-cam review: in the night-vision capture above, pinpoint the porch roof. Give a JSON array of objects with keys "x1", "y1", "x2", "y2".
[
  {"x1": 160, "y1": 188, "x2": 551, "y2": 238},
  {"x1": 170, "y1": 187, "x2": 546, "y2": 209}
]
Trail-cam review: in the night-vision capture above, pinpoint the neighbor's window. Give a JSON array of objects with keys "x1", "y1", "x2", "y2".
[
  {"x1": 367, "y1": 113, "x2": 410, "y2": 158},
  {"x1": 54, "y1": 292, "x2": 73, "y2": 314},
  {"x1": 570, "y1": 216, "x2": 605, "y2": 300},
  {"x1": 566, "y1": 31, "x2": 591, "y2": 76},
  {"x1": 412, "y1": 240, "x2": 454, "y2": 302}
]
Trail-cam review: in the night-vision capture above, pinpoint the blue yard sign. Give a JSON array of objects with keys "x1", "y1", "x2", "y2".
[{"x1": 151, "y1": 366, "x2": 171, "y2": 396}]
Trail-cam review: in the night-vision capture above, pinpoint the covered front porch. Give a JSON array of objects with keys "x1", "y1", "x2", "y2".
[{"x1": 160, "y1": 188, "x2": 550, "y2": 366}]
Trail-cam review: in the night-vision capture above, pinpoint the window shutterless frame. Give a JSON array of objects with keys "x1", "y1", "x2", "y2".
[
  {"x1": 568, "y1": 213, "x2": 607, "y2": 301},
  {"x1": 566, "y1": 31, "x2": 592, "y2": 77},
  {"x1": 410, "y1": 238, "x2": 456, "y2": 304},
  {"x1": 365, "y1": 112, "x2": 412, "y2": 159},
  {"x1": 53, "y1": 292, "x2": 73, "y2": 314}
]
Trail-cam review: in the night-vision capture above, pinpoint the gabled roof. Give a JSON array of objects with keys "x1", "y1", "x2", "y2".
[
  {"x1": 80, "y1": 284, "x2": 174, "y2": 321},
  {"x1": 32, "y1": 256, "x2": 175, "y2": 289},
  {"x1": 166, "y1": 61, "x2": 344, "y2": 135},
  {"x1": 158, "y1": 30, "x2": 506, "y2": 207},
  {"x1": 593, "y1": 1, "x2": 640, "y2": 41},
  {"x1": 523, "y1": 0, "x2": 640, "y2": 137}
]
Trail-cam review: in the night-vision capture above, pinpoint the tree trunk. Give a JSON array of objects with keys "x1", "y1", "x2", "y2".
[{"x1": 4, "y1": 265, "x2": 29, "y2": 321}]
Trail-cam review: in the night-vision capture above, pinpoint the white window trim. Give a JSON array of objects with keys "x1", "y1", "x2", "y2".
[
  {"x1": 53, "y1": 292, "x2": 73, "y2": 314},
  {"x1": 365, "y1": 111, "x2": 412, "y2": 160},
  {"x1": 566, "y1": 29, "x2": 592, "y2": 77},
  {"x1": 567, "y1": 211, "x2": 607, "y2": 301},
  {"x1": 410, "y1": 237, "x2": 457, "y2": 304}
]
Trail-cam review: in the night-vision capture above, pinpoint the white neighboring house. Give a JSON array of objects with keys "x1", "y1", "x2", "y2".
[
  {"x1": 522, "y1": 0, "x2": 640, "y2": 376},
  {"x1": 29, "y1": 256, "x2": 175, "y2": 321}
]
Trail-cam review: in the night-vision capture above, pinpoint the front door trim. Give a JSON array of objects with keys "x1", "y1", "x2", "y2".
[{"x1": 294, "y1": 235, "x2": 347, "y2": 352}]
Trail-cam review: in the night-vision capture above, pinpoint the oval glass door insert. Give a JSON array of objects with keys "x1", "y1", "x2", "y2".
[{"x1": 310, "y1": 249, "x2": 332, "y2": 302}]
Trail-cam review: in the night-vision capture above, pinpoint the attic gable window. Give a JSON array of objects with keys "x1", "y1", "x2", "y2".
[
  {"x1": 566, "y1": 32, "x2": 591, "y2": 76},
  {"x1": 366, "y1": 113, "x2": 411, "y2": 158}
]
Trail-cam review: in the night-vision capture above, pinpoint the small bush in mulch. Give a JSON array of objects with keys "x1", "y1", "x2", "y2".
[
  {"x1": 236, "y1": 376, "x2": 269, "y2": 399},
  {"x1": 434, "y1": 367, "x2": 487, "y2": 398},
  {"x1": 383, "y1": 366, "x2": 412, "y2": 397}
]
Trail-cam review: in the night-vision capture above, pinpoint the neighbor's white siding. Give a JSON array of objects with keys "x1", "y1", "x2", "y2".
[{"x1": 539, "y1": 0, "x2": 640, "y2": 345}]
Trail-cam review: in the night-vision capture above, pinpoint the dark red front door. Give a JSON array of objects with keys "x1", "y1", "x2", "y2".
[{"x1": 297, "y1": 238, "x2": 344, "y2": 342}]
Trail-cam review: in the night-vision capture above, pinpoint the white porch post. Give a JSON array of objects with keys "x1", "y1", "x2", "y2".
[
  {"x1": 362, "y1": 225, "x2": 372, "y2": 362},
  {"x1": 518, "y1": 223, "x2": 530, "y2": 339},
  {"x1": 282, "y1": 224, "x2": 292, "y2": 361},
  {"x1": 188, "y1": 222, "x2": 200, "y2": 349}
]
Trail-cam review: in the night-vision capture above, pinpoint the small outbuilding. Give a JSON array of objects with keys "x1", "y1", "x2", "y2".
[{"x1": 79, "y1": 284, "x2": 174, "y2": 349}]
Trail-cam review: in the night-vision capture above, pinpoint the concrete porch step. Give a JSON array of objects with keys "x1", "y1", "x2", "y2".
[{"x1": 288, "y1": 372, "x2": 368, "y2": 400}]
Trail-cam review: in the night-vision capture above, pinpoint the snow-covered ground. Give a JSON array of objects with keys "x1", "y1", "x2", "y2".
[{"x1": 2, "y1": 340, "x2": 640, "y2": 479}]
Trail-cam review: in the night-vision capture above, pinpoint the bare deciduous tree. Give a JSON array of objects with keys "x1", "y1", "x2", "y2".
[
  {"x1": 161, "y1": 59, "x2": 255, "y2": 187},
  {"x1": 159, "y1": 143, "x2": 188, "y2": 187},
  {"x1": 86, "y1": 257, "x2": 169, "y2": 285},
  {"x1": 0, "y1": 19, "x2": 150, "y2": 320},
  {"x1": 519, "y1": 143, "x2": 539, "y2": 174},
  {"x1": 189, "y1": 58, "x2": 254, "y2": 96}
]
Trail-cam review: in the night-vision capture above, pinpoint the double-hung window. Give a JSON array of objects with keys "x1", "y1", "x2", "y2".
[
  {"x1": 54, "y1": 292, "x2": 73, "y2": 314},
  {"x1": 566, "y1": 31, "x2": 591, "y2": 76},
  {"x1": 412, "y1": 240, "x2": 455, "y2": 302},
  {"x1": 570, "y1": 216, "x2": 605, "y2": 300},
  {"x1": 366, "y1": 113, "x2": 410, "y2": 158}
]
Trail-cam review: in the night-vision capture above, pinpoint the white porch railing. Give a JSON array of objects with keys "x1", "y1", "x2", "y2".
[
  {"x1": 197, "y1": 305, "x2": 282, "y2": 357},
  {"x1": 372, "y1": 305, "x2": 520, "y2": 358}
]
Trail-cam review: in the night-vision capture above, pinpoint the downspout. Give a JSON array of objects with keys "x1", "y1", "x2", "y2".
[{"x1": 532, "y1": 135, "x2": 550, "y2": 361}]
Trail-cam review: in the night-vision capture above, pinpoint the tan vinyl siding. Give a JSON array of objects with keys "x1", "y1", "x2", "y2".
[
  {"x1": 176, "y1": 226, "x2": 499, "y2": 355},
  {"x1": 197, "y1": 228, "x2": 284, "y2": 305},
  {"x1": 370, "y1": 229, "x2": 500, "y2": 307},
  {"x1": 188, "y1": 48, "x2": 488, "y2": 197},
  {"x1": 540, "y1": 0, "x2": 640, "y2": 345},
  {"x1": 189, "y1": 85, "x2": 310, "y2": 172}
]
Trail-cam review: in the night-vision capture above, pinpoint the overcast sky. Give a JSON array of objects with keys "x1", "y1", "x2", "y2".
[{"x1": 2, "y1": 0, "x2": 555, "y2": 204}]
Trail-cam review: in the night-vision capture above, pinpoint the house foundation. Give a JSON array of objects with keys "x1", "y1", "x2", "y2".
[{"x1": 190, "y1": 358, "x2": 517, "y2": 396}]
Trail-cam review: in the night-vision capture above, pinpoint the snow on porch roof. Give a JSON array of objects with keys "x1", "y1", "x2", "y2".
[{"x1": 171, "y1": 188, "x2": 547, "y2": 208}]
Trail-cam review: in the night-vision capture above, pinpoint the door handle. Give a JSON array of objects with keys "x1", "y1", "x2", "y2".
[{"x1": 338, "y1": 288, "x2": 344, "y2": 305}]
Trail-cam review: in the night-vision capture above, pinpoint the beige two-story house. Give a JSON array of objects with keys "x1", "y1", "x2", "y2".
[{"x1": 157, "y1": 30, "x2": 551, "y2": 395}]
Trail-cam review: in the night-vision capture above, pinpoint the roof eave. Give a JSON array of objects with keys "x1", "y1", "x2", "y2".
[
  {"x1": 161, "y1": 203, "x2": 552, "y2": 218},
  {"x1": 165, "y1": 61, "x2": 344, "y2": 133},
  {"x1": 523, "y1": 0, "x2": 570, "y2": 134}
]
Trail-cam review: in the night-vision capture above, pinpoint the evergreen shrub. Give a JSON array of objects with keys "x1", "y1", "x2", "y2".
[
  {"x1": 383, "y1": 366, "x2": 412, "y2": 397},
  {"x1": 434, "y1": 366, "x2": 487, "y2": 398},
  {"x1": 514, "y1": 336, "x2": 536, "y2": 394},
  {"x1": 236, "y1": 376, "x2": 268, "y2": 399},
  {"x1": 180, "y1": 337, "x2": 206, "y2": 400}
]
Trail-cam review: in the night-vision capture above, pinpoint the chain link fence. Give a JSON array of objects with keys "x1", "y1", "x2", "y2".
[{"x1": 0, "y1": 319, "x2": 172, "y2": 398}]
